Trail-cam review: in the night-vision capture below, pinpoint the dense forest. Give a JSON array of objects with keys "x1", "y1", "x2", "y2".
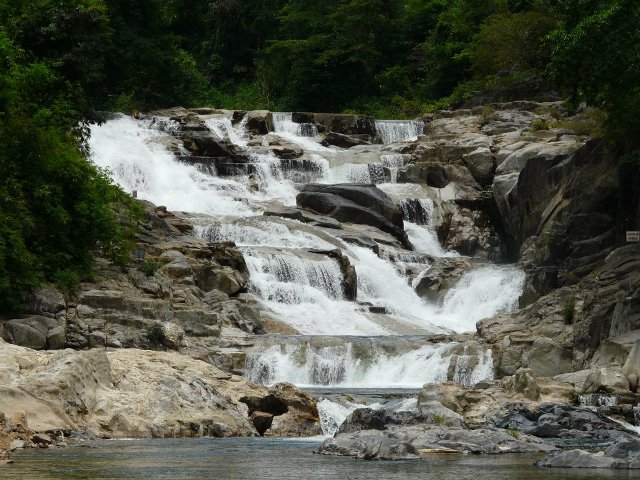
[{"x1": 1, "y1": 0, "x2": 639, "y2": 311}]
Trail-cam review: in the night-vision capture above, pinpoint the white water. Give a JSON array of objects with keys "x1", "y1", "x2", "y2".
[
  {"x1": 375, "y1": 120, "x2": 424, "y2": 144},
  {"x1": 245, "y1": 340, "x2": 493, "y2": 388},
  {"x1": 381, "y1": 154, "x2": 410, "y2": 183},
  {"x1": 439, "y1": 266, "x2": 526, "y2": 332},
  {"x1": 272, "y1": 112, "x2": 331, "y2": 153},
  {"x1": 205, "y1": 116, "x2": 249, "y2": 148},
  {"x1": 88, "y1": 116, "x2": 254, "y2": 217}
]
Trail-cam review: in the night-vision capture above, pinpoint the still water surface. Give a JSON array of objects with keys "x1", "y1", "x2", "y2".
[{"x1": 3, "y1": 437, "x2": 635, "y2": 480}]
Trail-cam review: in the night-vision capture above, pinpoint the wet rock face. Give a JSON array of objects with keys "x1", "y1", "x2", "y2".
[{"x1": 296, "y1": 184, "x2": 411, "y2": 248}]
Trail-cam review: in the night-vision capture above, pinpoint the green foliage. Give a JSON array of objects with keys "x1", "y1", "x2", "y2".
[
  {"x1": 147, "y1": 323, "x2": 165, "y2": 345},
  {"x1": 0, "y1": 17, "x2": 140, "y2": 312},
  {"x1": 432, "y1": 414, "x2": 445, "y2": 425},
  {"x1": 562, "y1": 299, "x2": 575, "y2": 324},
  {"x1": 507, "y1": 428, "x2": 519, "y2": 439},
  {"x1": 138, "y1": 261, "x2": 162, "y2": 277},
  {"x1": 531, "y1": 118, "x2": 550, "y2": 131},
  {"x1": 548, "y1": 0, "x2": 640, "y2": 141}
]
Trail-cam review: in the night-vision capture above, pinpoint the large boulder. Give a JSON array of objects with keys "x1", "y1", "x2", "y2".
[
  {"x1": 245, "y1": 110, "x2": 273, "y2": 135},
  {"x1": 322, "y1": 132, "x2": 371, "y2": 148},
  {"x1": 2, "y1": 316, "x2": 65, "y2": 350},
  {"x1": 25, "y1": 286, "x2": 65, "y2": 316},
  {"x1": 583, "y1": 367, "x2": 630, "y2": 394},
  {"x1": 310, "y1": 113, "x2": 377, "y2": 136},
  {"x1": 296, "y1": 184, "x2": 411, "y2": 248}
]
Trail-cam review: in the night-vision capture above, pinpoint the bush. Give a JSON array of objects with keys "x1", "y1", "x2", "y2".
[
  {"x1": 138, "y1": 261, "x2": 162, "y2": 277},
  {"x1": 562, "y1": 299, "x2": 575, "y2": 324},
  {"x1": 147, "y1": 323, "x2": 165, "y2": 345}
]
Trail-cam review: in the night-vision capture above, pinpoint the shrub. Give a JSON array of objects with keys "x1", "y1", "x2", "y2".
[
  {"x1": 147, "y1": 324, "x2": 165, "y2": 345},
  {"x1": 562, "y1": 299, "x2": 575, "y2": 324},
  {"x1": 138, "y1": 261, "x2": 162, "y2": 277}
]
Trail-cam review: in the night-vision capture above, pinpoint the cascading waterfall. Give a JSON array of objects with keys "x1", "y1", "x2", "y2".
[
  {"x1": 399, "y1": 199, "x2": 453, "y2": 257},
  {"x1": 272, "y1": 112, "x2": 331, "y2": 153},
  {"x1": 205, "y1": 116, "x2": 249, "y2": 148},
  {"x1": 88, "y1": 115, "x2": 254, "y2": 217},
  {"x1": 89, "y1": 111, "x2": 529, "y2": 436},
  {"x1": 245, "y1": 338, "x2": 493, "y2": 388},
  {"x1": 375, "y1": 120, "x2": 424, "y2": 144},
  {"x1": 381, "y1": 154, "x2": 410, "y2": 183}
]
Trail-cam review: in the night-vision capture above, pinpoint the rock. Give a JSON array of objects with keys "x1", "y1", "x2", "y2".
[
  {"x1": 250, "y1": 411, "x2": 273, "y2": 435},
  {"x1": 536, "y1": 449, "x2": 617, "y2": 469},
  {"x1": 46, "y1": 325, "x2": 67, "y2": 350},
  {"x1": 193, "y1": 265, "x2": 246, "y2": 295},
  {"x1": 462, "y1": 147, "x2": 495, "y2": 186},
  {"x1": 246, "y1": 110, "x2": 273, "y2": 135},
  {"x1": 338, "y1": 409, "x2": 387, "y2": 433},
  {"x1": 0, "y1": 339, "x2": 280, "y2": 438},
  {"x1": 514, "y1": 368, "x2": 540, "y2": 400},
  {"x1": 523, "y1": 337, "x2": 572, "y2": 377},
  {"x1": 160, "y1": 322, "x2": 184, "y2": 350},
  {"x1": 26, "y1": 286, "x2": 65, "y2": 316},
  {"x1": 9, "y1": 439, "x2": 25, "y2": 450},
  {"x1": 296, "y1": 184, "x2": 410, "y2": 247},
  {"x1": 182, "y1": 130, "x2": 239, "y2": 157},
  {"x1": 317, "y1": 430, "x2": 418, "y2": 460},
  {"x1": 2, "y1": 316, "x2": 63, "y2": 350},
  {"x1": 417, "y1": 397, "x2": 463, "y2": 427},
  {"x1": 312, "y1": 113, "x2": 377, "y2": 136},
  {"x1": 263, "y1": 206, "x2": 305, "y2": 222},
  {"x1": 583, "y1": 367, "x2": 630, "y2": 394},
  {"x1": 31, "y1": 433, "x2": 52, "y2": 446},
  {"x1": 319, "y1": 423, "x2": 555, "y2": 460},
  {"x1": 413, "y1": 258, "x2": 472, "y2": 302},
  {"x1": 265, "y1": 138, "x2": 303, "y2": 159},
  {"x1": 322, "y1": 132, "x2": 371, "y2": 148}
]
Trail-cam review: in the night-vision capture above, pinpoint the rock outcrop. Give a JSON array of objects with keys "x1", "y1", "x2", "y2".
[
  {"x1": 0, "y1": 338, "x2": 319, "y2": 441},
  {"x1": 296, "y1": 184, "x2": 411, "y2": 247}
]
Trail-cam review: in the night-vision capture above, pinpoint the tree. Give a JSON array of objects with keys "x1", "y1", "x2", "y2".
[{"x1": 549, "y1": 0, "x2": 640, "y2": 141}]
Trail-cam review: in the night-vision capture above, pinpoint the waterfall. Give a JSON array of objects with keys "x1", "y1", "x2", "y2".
[
  {"x1": 88, "y1": 115, "x2": 254, "y2": 217},
  {"x1": 375, "y1": 120, "x2": 424, "y2": 144},
  {"x1": 205, "y1": 116, "x2": 249, "y2": 148},
  {"x1": 89, "y1": 112, "x2": 529, "y2": 410},
  {"x1": 245, "y1": 250, "x2": 345, "y2": 302},
  {"x1": 272, "y1": 112, "x2": 330, "y2": 152},
  {"x1": 380, "y1": 154, "x2": 410, "y2": 183},
  {"x1": 272, "y1": 112, "x2": 318, "y2": 137},
  {"x1": 439, "y1": 266, "x2": 526, "y2": 332},
  {"x1": 245, "y1": 338, "x2": 494, "y2": 388},
  {"x1": 400, "y1": 199, "x2": 433, "y2": 225}
]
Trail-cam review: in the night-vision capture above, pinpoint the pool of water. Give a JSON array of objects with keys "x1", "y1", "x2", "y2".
[{"x1": 1, "y1": 437, "x2": 632, "y2": 479}]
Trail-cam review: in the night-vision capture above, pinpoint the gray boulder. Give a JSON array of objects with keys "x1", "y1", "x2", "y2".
[
  {"x1": 296, "y1": 184, "x2": 411, "y2": 248},
  {"x1": 536, "y1": 449, "x2": 617, "y2": 468},
  {"x1": 2, "y1": 316, "x2": 65, "y2": 350},
  {"x1": 26, "y1": 286, "x2": 65, "y2": 316},
  {"x1": 583, "y1": 367, "x2": 630, "y2": 394}
]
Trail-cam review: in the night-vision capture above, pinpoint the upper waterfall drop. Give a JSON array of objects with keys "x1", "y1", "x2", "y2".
[
  {"x1": 87, "y1": 115, "x2": 254, "y2": 217},
  {"x1": 375, "y1": 120, "x2": 424, "y2": 144}
]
